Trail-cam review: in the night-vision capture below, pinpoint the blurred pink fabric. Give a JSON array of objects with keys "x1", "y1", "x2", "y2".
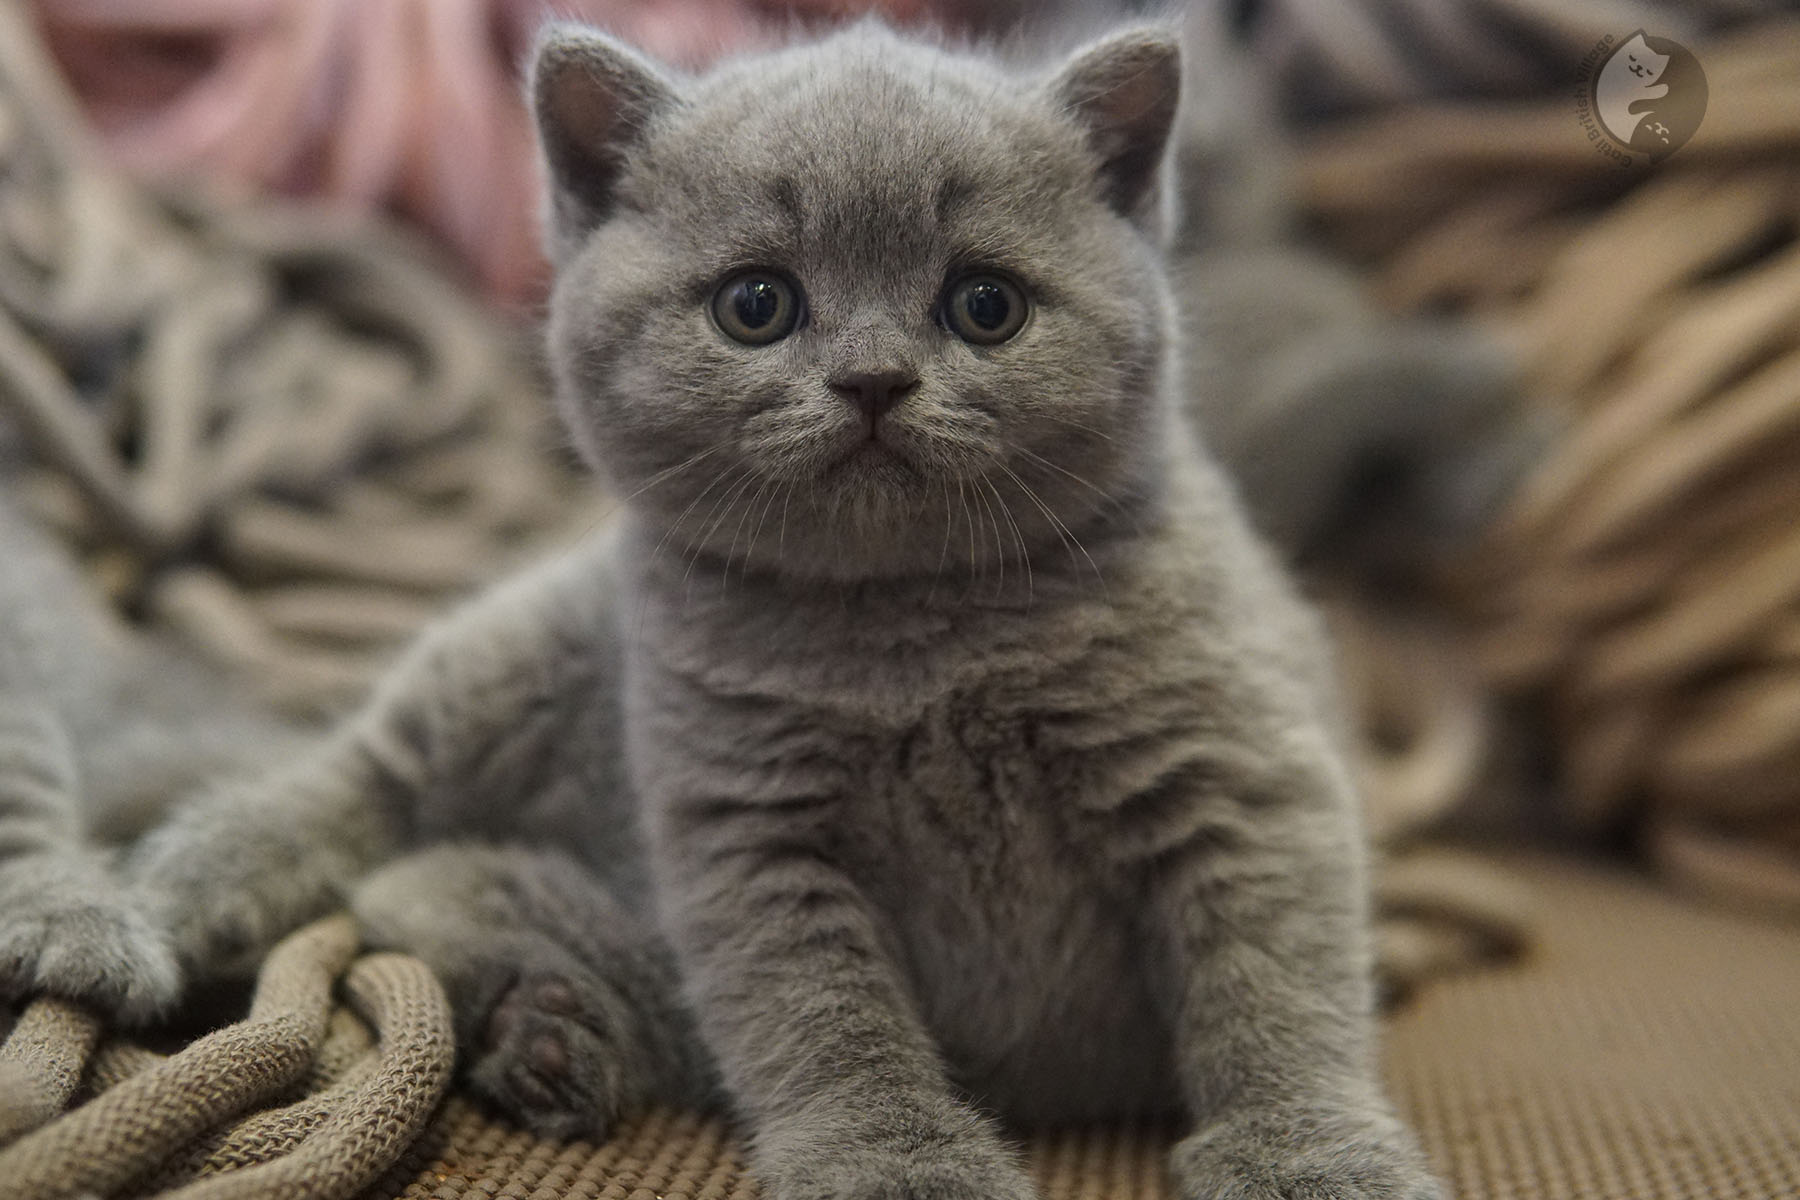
[{"x1": 34, "y1": 0, "x2": 943, "y2": 305}]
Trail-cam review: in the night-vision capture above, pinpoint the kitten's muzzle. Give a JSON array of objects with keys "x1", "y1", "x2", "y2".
[{"x1": 829, "y1": 369, "x2": 918, "y2": 434}]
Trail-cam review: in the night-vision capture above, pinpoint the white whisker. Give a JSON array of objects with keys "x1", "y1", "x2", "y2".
[
  {"x1": 999, "y1": 461, "x2": 1108, "y2": 596},
  {"x1": 620, "y1": 445, "x2": 721, "y2": 504},
  {"x1": 973, "y1": 477, "x2": 1004, "y2": 600},
  {"x1": 981, "y1": 474, "x2": 1032, "y2": 607},
  {"x1": 683, "y1": 469, "x2": 761, "y2": 599}
]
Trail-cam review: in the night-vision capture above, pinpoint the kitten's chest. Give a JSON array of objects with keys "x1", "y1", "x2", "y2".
[
  {"x1": 628, "y1": 585, "x2": 1183, "y2": 1120},
  {"x1": 850, "y1": 702, "x2": 1174, "y2": 1121},
  {"x1": 870, "y1": 696, "x2": 1066, "y2": 855},
  {"x1": 855, "y1": 696, "x2": 1088, "y2": 925}
]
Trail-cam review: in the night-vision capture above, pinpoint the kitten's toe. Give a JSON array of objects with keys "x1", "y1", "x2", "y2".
[
  {"x1": 0, "y1": 893, "x2": 181, "y2": 1025},
  {"x1": 465, "y1": 969, "x2": 641, "y2": 1141},
  {"x1": 144, "y1": 872, "x2": 284, "y2": 980}
]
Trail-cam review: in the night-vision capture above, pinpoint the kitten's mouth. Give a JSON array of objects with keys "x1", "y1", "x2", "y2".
[{"x1": 824, "y1": 438, "x2": 921, "y2": 485}]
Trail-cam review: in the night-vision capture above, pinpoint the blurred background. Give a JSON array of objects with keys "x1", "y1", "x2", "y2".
[
  {"x1": 7, "y1": 0, "x2": 1800, "y2": 947},
  {"x1": 1, "y1": 1, "x2": 1799, "y2": 1195},
  {"x1": 11, "y1": 0, "x2": 1800, "y2": 943}
]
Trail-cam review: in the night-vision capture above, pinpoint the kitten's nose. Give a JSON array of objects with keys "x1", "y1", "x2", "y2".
[{"x1": 829, "y1": 369, "x2": 917, "y2": 426}]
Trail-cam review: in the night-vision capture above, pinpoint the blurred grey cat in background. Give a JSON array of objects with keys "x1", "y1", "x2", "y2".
[
  {"x1": 127, "y1": 18, "x2": 1443, "y2": 1200},
  {"x1": 1167, "y1": 0, "x2": 1535, "y2": 572},
  {"x1": 0, "y1": 491, "x2": 301, "y2": 1022}
]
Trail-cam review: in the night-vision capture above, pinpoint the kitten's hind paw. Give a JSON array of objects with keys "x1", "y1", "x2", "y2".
[
  {"x1": 352, "y1": 846, "x2": 688, "y2": 1142},
  {"x1": 465, "y1": 967, "x2": 644, "y2": 1141},
  {"x1": 0, "y1": 880, "x2": 181, "y2": 1025}
]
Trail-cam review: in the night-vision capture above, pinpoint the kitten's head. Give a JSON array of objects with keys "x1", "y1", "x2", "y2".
[{"x1": 532, "y1": 22, "x2": 1181, "y2": 583}]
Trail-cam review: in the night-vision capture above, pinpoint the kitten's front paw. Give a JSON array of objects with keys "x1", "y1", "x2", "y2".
[
  {"x1": 0, "y1": 872, "x2": 181, "y2": 1024},
  {"x1": 1172, "y1": 1105, "x2": 1442, "y2": 1200},
  {"x1": 769, "y1": 1123, "x2": 1039, "y2": 1200}
]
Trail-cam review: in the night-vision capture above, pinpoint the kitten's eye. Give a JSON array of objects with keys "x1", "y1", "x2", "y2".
[
  {"x1": 942, "y1": 274, "x2": 1028, "y2": 345},
  {"x1": 712, "y1": 272, "x2": 801, "y2": 345}
]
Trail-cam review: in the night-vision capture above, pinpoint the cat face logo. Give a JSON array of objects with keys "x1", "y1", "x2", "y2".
[{"x1": 1585, "y1": 31, "x2": 1707, "y2": 163}]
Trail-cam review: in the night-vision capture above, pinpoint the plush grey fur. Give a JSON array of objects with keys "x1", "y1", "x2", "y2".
[
  {"x1": 132, "y1": 21, "x2": 1441, "y2": 1200},
  {"x1": 0, "y1": 493, "x2": 302, "y2": 1022}
]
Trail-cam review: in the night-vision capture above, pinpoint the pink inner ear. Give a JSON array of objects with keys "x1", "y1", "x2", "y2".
[
  {"x1": 1057, "y1": 36, "x2": 1178, "y2": 220},
  {"x1": 1089, "y1": 49, "x2": 1176, "y2": 131},
  {"x1": 544, "y1": 61, "x2": 626, "y2": 165}
]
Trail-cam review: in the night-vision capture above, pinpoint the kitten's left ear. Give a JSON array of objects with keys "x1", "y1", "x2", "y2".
[
  {"x1": 530, "y1": 24, "x2": 681, "y2": 257},
  {"x1": 1048, "y1": 29, "x2": 1181, "y2": 230}
]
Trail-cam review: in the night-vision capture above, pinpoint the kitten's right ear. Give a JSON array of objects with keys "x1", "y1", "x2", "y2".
[{"x1": 530, "y1": 25, "x2": 680, "y2": 254}]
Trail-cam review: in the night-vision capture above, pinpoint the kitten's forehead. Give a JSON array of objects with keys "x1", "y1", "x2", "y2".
[{"x1": 635, "y1": 30, "x2": 1089, "y2": 264}]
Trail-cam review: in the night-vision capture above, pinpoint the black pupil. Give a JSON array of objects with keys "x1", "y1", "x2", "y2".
[
  {"x1": 734, "y1": 279, "x2": 781, "y2": 329},
  {"x1": 963, "y1": 282, "x2": 1010, "y2": 330}
]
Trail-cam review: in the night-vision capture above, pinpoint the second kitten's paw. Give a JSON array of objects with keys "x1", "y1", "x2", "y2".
[
  {"x1": 130, "y1": 819, "x2": 349, "y2": 981},
  {"x1": 1171, "y1": 1105, "x2": 1443, "y2": 1200},
  {"x1": 464, "y1": 967, "x2": 645, "y2": 1142},
  {"x1": 0, "y1": 879, "x2": 181, "y2": 1024}
]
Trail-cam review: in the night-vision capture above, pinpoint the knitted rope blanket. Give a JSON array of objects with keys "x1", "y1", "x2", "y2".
[{"x1": 0, "y1": 919, "x2": 456, "y2": 1200}]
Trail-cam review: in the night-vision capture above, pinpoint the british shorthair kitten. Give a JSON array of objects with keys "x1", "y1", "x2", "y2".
[{"x1": 132, "y1": 22, "x2": 1441, "y2": 1200}]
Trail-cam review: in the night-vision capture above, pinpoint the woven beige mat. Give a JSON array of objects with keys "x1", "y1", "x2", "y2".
[
  {"x1": 365, "y1": 1101, "x2": 1177, "y2": 1200},
  {"x1": 5, "y1": 856, "x2": 1788, "y2": 1200}
]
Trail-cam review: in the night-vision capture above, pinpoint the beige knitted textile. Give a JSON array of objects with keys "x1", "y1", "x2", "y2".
[
  {"x1": 0, "y1": 917, "x2": 456, "y2": 1199},
  {"x1": 3, "y1": 856, "x2": 1794, "y2": 1200}
]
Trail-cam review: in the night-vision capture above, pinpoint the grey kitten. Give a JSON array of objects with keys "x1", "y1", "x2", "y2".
[
  {"x1": 0, "y1": 491, "x2": 300, "y2": 1022},
  {"x1": 133, "y1": 21, "x2": 1441, "y2": 1200}
]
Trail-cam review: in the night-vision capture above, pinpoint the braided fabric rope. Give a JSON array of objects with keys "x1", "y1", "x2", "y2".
[
  {"x1": 0, "y1": 917, "x2": 458, "y2": 1200},
  {"x1": 0, "y1": 0, "x2": 594, "y2": 717},
  {"x1": 1299, "y1": 21, "x2": 1800, "y2": 913}
]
